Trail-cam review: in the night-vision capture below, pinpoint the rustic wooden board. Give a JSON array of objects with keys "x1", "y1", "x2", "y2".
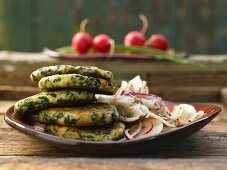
[{"x1": 0, "y1": 157, "x2": 226, "y2": 170}]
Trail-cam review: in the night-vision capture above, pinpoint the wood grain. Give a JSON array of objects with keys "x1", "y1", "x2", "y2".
[
  {"x1": 221, "y1": 87, "x2": 227, "y2": 107},
  {"x1": 0, "y1": 100, "x2": 15, "y2": 114},
  {"x1": 0, "y1": 127, "x2": 226, "y2": 158},
  {"x1": 0, "y1": 157, "x2": 226, "y2": 170}
]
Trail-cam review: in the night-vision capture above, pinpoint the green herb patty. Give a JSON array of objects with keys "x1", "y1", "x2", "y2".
[
  {"x1": 38, "y1": 103, "x2": 119, "y2": 127},
  {"x1": 38, "y1": 74, "x2": 117, "y2": 94},
  {"x1": 45, "y1": 122, "x2": 125, "y2": 141},
  {"x1": 14, "y1": 90, "x2": 95, "y2": 115},
  {"x1": 30, "y1": 65, "x2": 113, "y2": 82}
]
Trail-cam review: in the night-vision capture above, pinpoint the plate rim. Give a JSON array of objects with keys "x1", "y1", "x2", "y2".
[{"x1": 43, "y1": 48, "x2": 188, "y2": 61}]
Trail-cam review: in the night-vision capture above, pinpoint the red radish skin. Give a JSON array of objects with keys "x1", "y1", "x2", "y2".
[
  {"x1": 72, "y1": 32, "x2": 92, "y2": 53},
  {"x1": 72, "y1": 19, "x2": 93, "y2": 53},
  {"x1": 149, "y1": 34, "x2": 169, "y2": 51},
  {"x1": 124, "y1": 14, "x2": 148, "y2": 47},
  {"x1": 124, "y1": 31, "x2": 146, "y2": 47},
  {"x1": 93, "y1": 34, "x2": 112, "y2": 53}
]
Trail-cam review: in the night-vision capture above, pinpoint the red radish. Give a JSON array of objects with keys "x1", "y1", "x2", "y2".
[
  {"x1": 124, "y1": 14, "x2": 148, "y2": 47},
  {"x1": 72, "y1": 19, "x2": 92, "y2": 53},
  {"x1": 148, "y1": 34, "x2": 169, "y2": 51},
  {"x1": 93, "y1": 34, "x2": 115, "y2": 55}
]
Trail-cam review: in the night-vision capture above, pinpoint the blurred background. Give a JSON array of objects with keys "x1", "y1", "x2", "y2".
[{"x1": 0, "y1": 0, "x2": 226, "y2": 53}]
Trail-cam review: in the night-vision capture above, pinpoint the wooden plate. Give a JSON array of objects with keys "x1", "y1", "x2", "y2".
[
  {"x1": 4, "y1": 103, "x2": 220, "y2": 156},
  {"x1": 44, "y1": 48, "x2": 188, "y2": 61}
]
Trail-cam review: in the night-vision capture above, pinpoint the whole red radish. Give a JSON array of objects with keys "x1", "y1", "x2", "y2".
[
  {"x1": 149, "y1": 34, "x2": 169, "y2": 51},
  {"x1": 93, "y1": 34, "x2": 115, "y2": 54},
  {"x1": 124, "y1": 14, "x2": 148, "y2": 47},
  {"x1": 72, "y1": 19, "x2": 92, "y2": 53}
]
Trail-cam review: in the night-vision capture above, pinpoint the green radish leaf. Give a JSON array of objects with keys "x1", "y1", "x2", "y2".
[
  {"x1": 57, "y1": 46, "x2": 74, "y2": 53},
  {"x1": 115, "y1": 44, "x2": 204, "y2": 68},
  {"x1": 56, "y1": 45, "x2": 204, "y2": 68}
]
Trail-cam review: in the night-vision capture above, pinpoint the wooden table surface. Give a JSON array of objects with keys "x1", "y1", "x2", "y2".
[{"x1": 0, "y1": 100, "x2": 226, "y2": 170}]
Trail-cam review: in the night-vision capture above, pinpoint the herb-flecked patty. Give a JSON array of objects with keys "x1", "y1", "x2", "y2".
[
  {"x1": 38, "y1": 74, "x2": 117, "y2": 95},
  {"x1": 14, "y1": 90, "x2": 95, "y2": 115},
  {"x1": 30, "y1": 65, "x2": 113, "y2": 82},
  {"x1": 45, "y1": 122, "x2": 125, "y2": 141},
  {"x1": 39, "y1": 103, "x2": 119, "y2": 127}
]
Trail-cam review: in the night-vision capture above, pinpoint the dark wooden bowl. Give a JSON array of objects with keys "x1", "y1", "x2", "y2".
[{"x1": 4, "y1": 103, "x2": 221, "y2": 156}]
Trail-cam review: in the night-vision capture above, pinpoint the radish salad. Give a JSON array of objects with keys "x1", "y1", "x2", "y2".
[{"x1": 96, "y1": 76, "x2": 205, "y2": 140}]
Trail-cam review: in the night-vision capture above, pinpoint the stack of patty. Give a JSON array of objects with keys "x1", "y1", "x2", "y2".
[{"x1": 14, "y1": 65, "x2": 125, "y2": 141}]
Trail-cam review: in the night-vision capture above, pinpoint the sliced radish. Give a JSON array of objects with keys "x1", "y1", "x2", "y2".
[
  {"x1": 115, "y1": 81, "x2": 128, "y2": 96},
  {"x1": 126, "y1": 92, "x2": 157, "y2": 97},
  {"x1": 139, "y1": 119, "x2": 163, "y2": 138},
  {"x1": 170, "y1": 104, "x2": 205, "y2": 125},
  {"x1": 111, "y1": 95, "x2": 135, "y2": 108},
  {"x1": 119, "y1": 114, "x2": 144, "y2": 123},
  {"x1": 96, "y1": 94, "x2": 113, "y2": 103},
  {"x1": 140, "y1": 105, "x2": 175, "y2": 127},
  {"x1": 136, "y1": 119, "x2": 153, "y2": 137},
  {"x1": 125, "y1": 122, "x2": 142, "y2": 139}
]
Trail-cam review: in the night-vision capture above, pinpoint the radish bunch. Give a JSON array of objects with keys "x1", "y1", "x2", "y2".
[
  {"x1": 72, "y1": 19, "x2": 114, "y2": 54},
  {"x1": 72, "y1": 15, "x2": 170, "y2": 55},
  {"x1": 124, "y1": 14, "x2": 169, "y2": 51}
]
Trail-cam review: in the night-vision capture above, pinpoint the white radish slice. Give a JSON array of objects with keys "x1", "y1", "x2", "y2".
[
  {"x1": 140, "y1": 105, "x2": 176, "y2": 127},
  {"x1": 189, "y1": 110, "x2": 205, "y2": 122},
  {"x1": 129, "y1": 122, "x2": 142, "y2": 136},
  {"x1": 114, "y1": 81, "x2": 128, "y2": 97},
  {"x1": 118, "y1": 104, "x2": 147, "y2": 123},
  {"x1": 125, "y1": 129, "x2": 134, "y2": 140},
  {"x1": 119, "y1": 114, "x2": 141, "y2": 123},
  {"x1": 96, "y1": 94, "x2": 113, "y2": 103},
  {"x1": 136, "y1": 119, "x2": 153, "y2": 137},
  {"x1": 111, "y1": 95, "x2": 135, "y2": 108},
  {"x1": 124, "y1": 122, "x2": 142, "y2": 139},
  {"x1": 171, "y1": 104, "x2": 205, "y2": 125},
  {"x1": 140, "y1": 98, "x2": 162, "y2": 110},
  {"x1": 127, "y1": 75, "x2": 143, "y2": 92},
  {"x1": 195, "y1": 110, "x2": 205, "y2": 119},
  {"x1": 139, "y1": 119, "x2": 163, "y2": 138}
]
